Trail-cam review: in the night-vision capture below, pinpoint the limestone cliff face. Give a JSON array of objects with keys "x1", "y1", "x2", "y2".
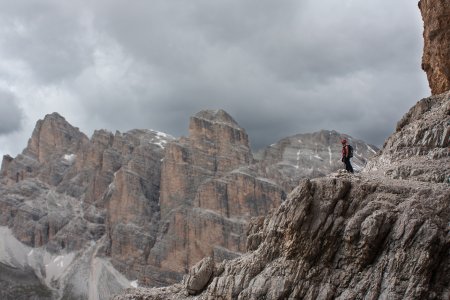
[
  {"x1": 1, "y1": 113, "x2": 89, "y2": 187},
  {"x1": 103, "y1": 130, "x2": 170, "y2": 283},
  {"x1": 419, "y1": 0, "x2": 450, "y2": 95},
  {"x1": 151, "y1": 110, "x2": 284, "y2": 285},
  {"x1": 0, "y1": 121, "x2": 172, "y2": 255},
  {"x1": 24, "y1": 112, "x2": 89, "y2": 164},
  {"x1": 0, "y1": 116, "x2": 175, "y2": 299},
  {"x1": 160, "y1": 110, "x2": 253, "y2": 217},
  {"x1": 0, "y1": 113, "x2": 94, "y2": 250},
  {"x1": 114, "y1": 95, "x2": 450, "y2": 300}
]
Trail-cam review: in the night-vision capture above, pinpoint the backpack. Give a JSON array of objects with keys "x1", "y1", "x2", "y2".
[{"x1": 347, "y1": 145, "x2": 353, "y2": 158}]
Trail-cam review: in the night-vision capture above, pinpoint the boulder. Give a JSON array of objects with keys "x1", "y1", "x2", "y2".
[{"x1": 183, "y1": 257, "x2": 215, "y2": 295}]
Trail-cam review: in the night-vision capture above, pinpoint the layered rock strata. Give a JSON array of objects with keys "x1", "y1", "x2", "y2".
[
  {"x1": 0, "y1": 116, "x2": 172, "y2": 254},
  {"x1": 1, "y1": 113, "x2": 89, "y2": 187},
  {"x1": 419, "y1": 0, "x2": 450, "y2": 95},
  {"x1": 0, "y1": 116, "x2": 175, "y2": 298},
  {"x1": 147, "y1": 110, "x2": 285, "y2": 285}
]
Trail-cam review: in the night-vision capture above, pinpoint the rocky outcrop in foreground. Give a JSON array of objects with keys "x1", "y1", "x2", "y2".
[
  {"x1": 365, "y1": 92, "x2": 449, "y2": 183},
  {"x1": 419, "y1": 0, "x2": 450, "y2": 95},
  {"x1": 114, "y1": 94, "x2": 450, "y2": 299}
]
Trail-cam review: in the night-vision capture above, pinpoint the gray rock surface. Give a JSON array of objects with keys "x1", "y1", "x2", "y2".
[
  {"x1": 365, "y1": 92, "x2": 449, "y2": 183},
  {"x1": 183, "y1": 257, "x2": 215, "y2": 295},
  {"x1": 0, "y1": 262, "x2": 53, "y2": 300},
  {"x1": 115, "y1": 174, "x2": 450, "y2": 300}
]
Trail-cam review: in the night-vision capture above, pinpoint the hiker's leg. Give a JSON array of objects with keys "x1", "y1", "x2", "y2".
[
  {"x1": 348, "y1": 160, "x2": 354, "y2": 173},
  {"x1": 345, "y1": 158, "x2": 353, "y2": 173}
]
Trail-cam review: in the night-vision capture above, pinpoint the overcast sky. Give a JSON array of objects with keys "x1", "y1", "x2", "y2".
[{"x1": 0, "y1": 0, "x2": 429, "y2": 157}]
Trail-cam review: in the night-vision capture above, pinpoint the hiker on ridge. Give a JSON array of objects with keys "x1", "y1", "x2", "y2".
[{"x1": 341, "y1": 139, "x2": 354, "y2": 173}]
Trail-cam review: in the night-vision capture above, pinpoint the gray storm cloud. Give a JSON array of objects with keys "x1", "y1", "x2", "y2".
[
  {"x1": 0, "y1": 0, "x2": 429, "y2": 155},
  {"x1": 0, "y1": 1, "x2": 93, "y2": 82},
  {"x1": 0, "y1": 90, "x2": 23, "y2": 135}
]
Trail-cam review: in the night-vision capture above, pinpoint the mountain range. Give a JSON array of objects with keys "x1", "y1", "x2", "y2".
[{"x1": 0, "y1": 108, "x2": 377, "y2": 299}]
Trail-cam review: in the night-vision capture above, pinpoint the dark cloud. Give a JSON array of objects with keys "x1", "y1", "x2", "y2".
[
  {"x1": 0, "y1": 90, "x2": 23, "y2": 134},
  {"x1": 0, "y1": 1, "x2": 93, "y2": 82},
  {"x1": 0, "y1": 0, "x2": 430, "y2": 156}
]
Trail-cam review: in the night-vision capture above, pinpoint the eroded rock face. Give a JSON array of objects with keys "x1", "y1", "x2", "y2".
[
  {"x1": 0, "y1": 117, "x2": 175, "y2": 297},
  {"x1": 0, "y1": 114, "x2": 172, "y2": 248},
  {"x1": 183, "y1": 257, "x2": 215, "y2": 295},
  {"x1": 1, "y1": 113, "x2": 89, "y2": 187},
  {"x1": 365, "y1": 93, "x2": 449, "y2": 183},
  {"x1": 419, "y1": 0, "x2": 450, "y2": 94},
  {"x1": 0, "y1": 179, "x2": 95, "y2": 250},
  {"x1": 217, "y1": 176, "x2": 448, "y2": 300},
  {"x1": 0, "y1": 110, "x2": 292, "y2": 293},
  {"x1": 23, "y1": 112, "x2": 88, "y2": 164},
  {"x1": 115, "y1": 174, "x2": 450, "y2": 300},
  {"x1": 150, "y1": 110, "x2": 285, "y2": 285}
]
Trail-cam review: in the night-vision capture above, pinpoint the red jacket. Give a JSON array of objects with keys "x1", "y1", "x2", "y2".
[{"x1": 342, "y1": 145, "x2": 349, "y2": 158}]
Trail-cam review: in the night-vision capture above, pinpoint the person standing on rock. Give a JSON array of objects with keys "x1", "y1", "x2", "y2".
[{"x1": 341, "y1": 139, "x2": 354, "y2": 173}]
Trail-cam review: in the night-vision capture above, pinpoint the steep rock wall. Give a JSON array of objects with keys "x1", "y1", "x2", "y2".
[
  {"x1": 420, "y1": 0, "x2": 450, "y2": 94},
  {"x1": 150, "y1": 110, "x2": 284, "y2": 285}
]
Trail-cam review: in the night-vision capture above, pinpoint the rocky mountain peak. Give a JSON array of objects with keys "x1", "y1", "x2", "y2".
[
  {"x1": 192, "y1": 109, "x2": 240, "y2": 129},
  {"x1": 187, "y1": 109, "x2": 252, "y2": 173},
  {"x1": 188, "y1": 109, "x2": 249, "y2": 155},
  {"x1": 23, "y1": 112, "x2": 88, "y2": 163}
]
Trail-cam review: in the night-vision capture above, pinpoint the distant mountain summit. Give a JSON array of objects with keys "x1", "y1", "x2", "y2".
[{"x1": 193, "y1": 109, "x2": 241, "y2": 128}]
